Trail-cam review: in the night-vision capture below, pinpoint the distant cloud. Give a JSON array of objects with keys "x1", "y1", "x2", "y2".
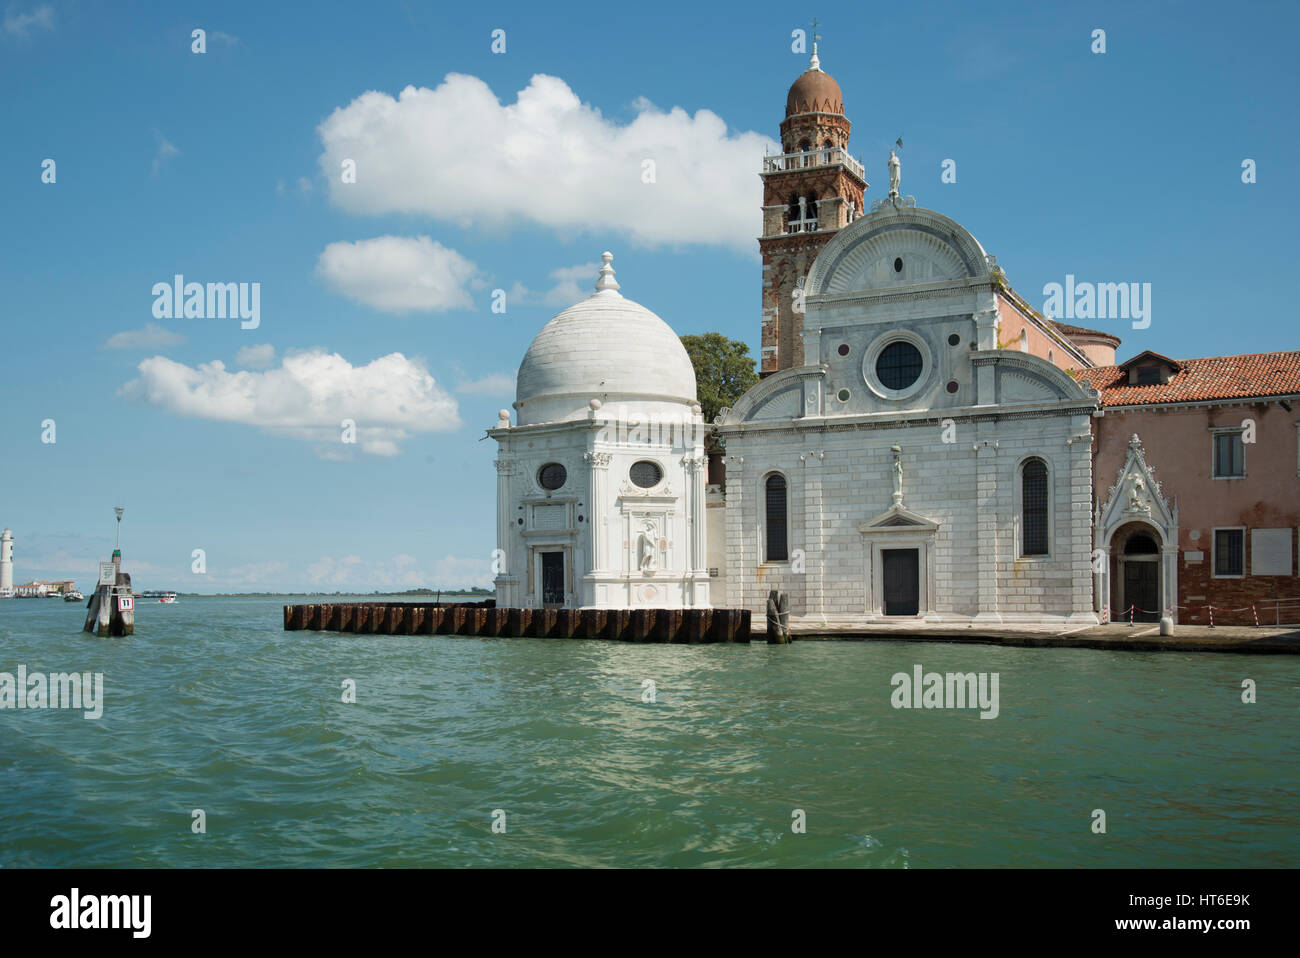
[
  {"x1": 235, "y1": 343, "x2": 275, "y2": 369},
  {"x1": 151, "y1": 131, "x2": 179, "y2": 177},
  {"x1": 432, "y1": 555, "x2": 493, "y2": 590},
  {"x1": 119, "y1": 349, "x2": 462, "y2": 455},
  {"x1": 304, "y1": 553, "x2": 492, "y2": 591},
  {"x1": 103, "y1": 322, "x2": 186, "y2": 351},
  {"x1": 316, "y1": 235, "x2": 477, "y2": 314},
  {"x1": 317, "y1": 73, "x2": 776, "y2": 252},
  {"x1": 491, "y1": 263, "x2": 596, "y2": 310},
  {"x1": 3, "y1": 4, "x2": 53, "y2": 38},
  {"x1": 543, "y1": 262, "x2": 601, "y2": 306},
  {"x1": 208, "y1": 560, "x2": 289, "y2": 589},
  {"x1": 455, "y1": 372, "x2": 514, "y2": 396}
]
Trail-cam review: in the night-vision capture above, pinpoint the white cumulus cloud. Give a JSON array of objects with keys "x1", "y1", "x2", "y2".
[
  {"x1": 455, "y1": 372, "x2": 515, "y2": 396},
  {"x1": 103, "y1": 322, "x2": 186, "y2": 350},
  {"x1": 235, "y1": 343, "x2": 275, "y2": 369},
  {"x1": 119, "y1": 349, "x2": 461, "y2": 454},
  {"x1": 316, "y1": 234, "x2": 477, "y2": 314},
  {"x1": 543, "y1": 262, "x2": 601, "y2": 306},
  {"x1": 317, "y1": 73, "x2": 776, "y2": 252}
]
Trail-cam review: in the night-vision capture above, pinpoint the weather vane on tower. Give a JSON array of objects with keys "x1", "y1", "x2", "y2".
[{"x1": 810, "y1": 16, "x2": 822, "y2": 70}]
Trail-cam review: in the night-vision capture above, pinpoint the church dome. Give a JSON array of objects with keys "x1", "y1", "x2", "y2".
[
  {"x1": 515, "y1": 253, "x2": 698, "y2": 426},
  {"x1": 786, "y1": 67, "x2": 843, "y2": 116}
]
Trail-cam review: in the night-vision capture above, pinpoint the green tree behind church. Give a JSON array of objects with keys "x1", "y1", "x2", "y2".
[{"x1": 680, "y1": 333, "x2": 759, "y2": 425}]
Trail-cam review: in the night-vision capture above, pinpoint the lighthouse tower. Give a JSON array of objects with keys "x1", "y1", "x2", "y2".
[{"x1": 0, "y1": 528, "x2": 13, "y2": 596}]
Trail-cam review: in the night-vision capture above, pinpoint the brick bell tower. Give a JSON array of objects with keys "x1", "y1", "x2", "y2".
[{"x1": 759, "y1": 38, "x2": 868, "y2": 373}]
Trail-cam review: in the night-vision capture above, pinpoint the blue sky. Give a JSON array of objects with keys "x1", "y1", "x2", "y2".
[{"x1": 1, "y1": 0, "x2": 1295, "y2": 593}]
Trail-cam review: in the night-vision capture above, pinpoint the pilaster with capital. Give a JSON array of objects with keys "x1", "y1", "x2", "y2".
[
  {"x1": 972, "y1": 431, "x2": 1002, "y2": 623},
  {"x1": 801, "y1": 450, "x2": 826, "y2": 619},
  {"x1": 584, "y1": 451, "x2": 612, "y2": 572},
  {"x1": 493, "y1": 457, "x2": 515, "y2": 599},
  {"x1": 682, "y1": 455, "x2": 708, "y2": 575}
]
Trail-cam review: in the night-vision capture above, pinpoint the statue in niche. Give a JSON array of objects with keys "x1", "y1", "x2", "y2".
[{"x1": 638, "y1": 520, "x2": 658, "y2": 573}]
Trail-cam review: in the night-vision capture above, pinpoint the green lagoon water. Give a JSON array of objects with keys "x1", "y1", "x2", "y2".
[{"x1": 1, "y1": 595, "x2": 1297, "y2": 868}]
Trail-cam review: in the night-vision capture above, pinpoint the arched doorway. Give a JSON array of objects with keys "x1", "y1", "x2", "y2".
[{"x1": 1111, "y1": 523, "x2": 1162, "y2": 622}]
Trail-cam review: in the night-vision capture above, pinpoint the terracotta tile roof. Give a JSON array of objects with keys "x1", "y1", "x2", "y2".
[
  {"x1": 1077, "y1": 350, "x2": 1300, "y2": 406},
  {"x1": 1051, "y1": 321, "x2": 1122, "y2": 345}
]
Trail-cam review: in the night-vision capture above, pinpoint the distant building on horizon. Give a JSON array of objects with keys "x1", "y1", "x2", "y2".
[{"x1": 0, "y1": 528, "x2": 12, "y2": 597}]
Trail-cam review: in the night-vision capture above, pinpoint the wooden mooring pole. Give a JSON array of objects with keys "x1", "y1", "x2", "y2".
[{"x1": 766, "y1": 590, "x2": 790, "y2": 644}]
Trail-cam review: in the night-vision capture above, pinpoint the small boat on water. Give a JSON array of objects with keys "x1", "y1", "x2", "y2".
[
  {"x1": 139, "y1": 590, "x2": 178, "y2": 604},
  {"x1": 63, "y1": 590, "x2": 84, "y2": 602}
]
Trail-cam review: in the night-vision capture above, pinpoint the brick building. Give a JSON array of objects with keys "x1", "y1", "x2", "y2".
[{"x1": 1081, "y1": 351, "x2": 1300, "y2": 625}]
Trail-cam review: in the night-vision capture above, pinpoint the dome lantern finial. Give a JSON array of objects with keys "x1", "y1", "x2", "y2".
[
  {"x1": 809, "y1": 16, "x2": 822, "y2": 71},
  {"x1": 594, "y1": 251, "x2": 621, "y2": 294}
]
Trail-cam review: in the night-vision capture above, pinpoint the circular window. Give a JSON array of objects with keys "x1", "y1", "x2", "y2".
[
  {"x1": 893, "y1": 257, "x2": 903, "y2": 273},
  {"x1": 948, "y1": 333, "x2": 960, "y2": 347},
  {"x1": 538, "y1": 463, "x2": 567, "y2": 490},
  {"x1": 629, "y1": 460, "x2": 662, "y2": 488},
  {"x1": 876, "y1": 341, "x2": 923, "y2": 391},
  {"x1": 837, "y1": 344, "x2": 850, "y2": 356},
  {"x1": 837, "y1": 388, "x2": 851, "y2": 402},
  {"x1": 946, "y1": 380, "x2": 959, "y2": 394}
]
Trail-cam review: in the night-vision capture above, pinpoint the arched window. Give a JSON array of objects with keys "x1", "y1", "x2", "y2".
[
  {"x1": 805, "y1": 192, "x2": 818, "y2": 225},
  {"x1": 1021, "y1": 459, "x2": 1049, "y2": 556},
  {"x1": 764, "y1": 474, "x2": 789, "y2": 562},
  {"x1": 788, "y1": 194, "x2": 800, "y2": 220}
]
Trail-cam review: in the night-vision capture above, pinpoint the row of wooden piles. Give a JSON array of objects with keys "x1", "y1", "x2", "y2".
[{"x1": 283, "y1": 602, "x2": 751, "y2": 643}]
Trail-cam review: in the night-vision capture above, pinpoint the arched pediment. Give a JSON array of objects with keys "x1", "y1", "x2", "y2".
[
  {"x1": 719, "y1": 366, "x2": 827, "y2": 425},
  {"x1": 804, "y1": 206, "x2": 992, "y2": 297},
  {"x1": 973, "y1": 352, "x2": 1101, "y2": 404}
]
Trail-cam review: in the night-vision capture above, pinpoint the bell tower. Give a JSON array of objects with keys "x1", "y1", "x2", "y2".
[{"x1": 758, "y1": 35, "x2": 868, "y2": 373}]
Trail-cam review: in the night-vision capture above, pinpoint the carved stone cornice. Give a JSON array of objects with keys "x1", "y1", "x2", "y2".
[{"x1": 618, "y1": 478, "x2": 675, "y2": 498}]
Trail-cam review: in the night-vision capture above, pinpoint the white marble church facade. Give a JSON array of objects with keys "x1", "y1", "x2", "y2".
[
  {"x1": 715, "y1": 199, "x2": 1101, "y2": 626},
  {"x1": 489, "y1": 254, "x2": 713, "y2": 610},
  {"x1": 491, "y1": 50, "x2": 1106, "y2": 625}
]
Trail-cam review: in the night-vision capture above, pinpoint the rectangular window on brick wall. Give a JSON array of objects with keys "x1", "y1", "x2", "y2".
[
  {"x1": 1213, "y1": 527, "x2": 1245, "y2": 577},
  {"x1": 1212, "y1": 431, "x2": 1245, "y2": 478}
]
